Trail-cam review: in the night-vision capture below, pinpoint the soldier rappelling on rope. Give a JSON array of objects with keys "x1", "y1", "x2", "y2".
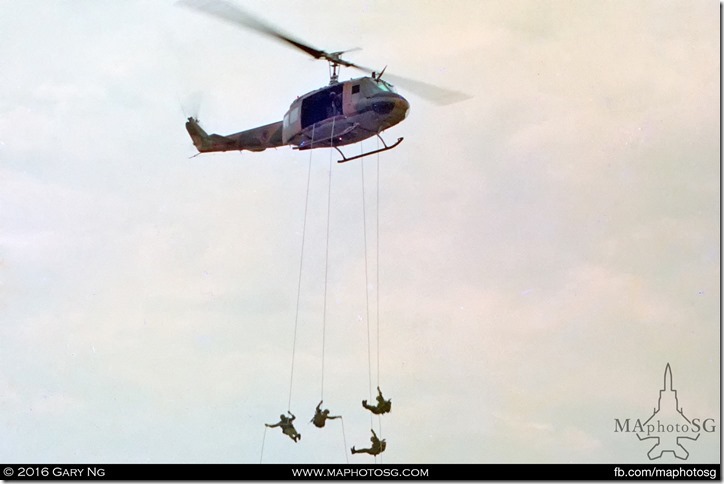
[
  {"x1": 351, "y1": 428, "x2": 386, "y2": 456},
  {"x1": 311, "y1": 400, "x2": 341, "y2": 428},
  {"x1": 266, "y1": 411, "x2": 301, "y2": 442},
  {"x1": 362, "y1": 386, "x2": 392, "y2": 415}
]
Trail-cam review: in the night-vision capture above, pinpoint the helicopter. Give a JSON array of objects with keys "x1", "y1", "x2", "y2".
[{"x1": 179, "y1": 0, "x2": 470, "y2": 163}]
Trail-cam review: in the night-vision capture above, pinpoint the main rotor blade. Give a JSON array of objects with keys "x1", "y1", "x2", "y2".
[
  {"x1": 177, "y1": 0, "x2": 326, "y2": 60},
  {"x1": 178, "y1": 0, "x2": 471, "y2": 105},
  {"x1": 383, "y1": 73, "x2": 472, "y2": 106},
  {"x1": 353, "y1": 65, "x2": 472, "y2": 106}
]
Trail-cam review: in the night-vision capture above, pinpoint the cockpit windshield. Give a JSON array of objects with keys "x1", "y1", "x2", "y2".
[
  {"x1": 375, "y1": 79, "x2": 397, "y2": 93},
  {"x1": 359, "y1": 77, "x2": 398, "y2": 97}
]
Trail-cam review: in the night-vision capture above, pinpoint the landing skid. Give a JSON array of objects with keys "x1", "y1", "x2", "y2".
[{"x1": 335, "y1": 135, "x2": 403, "y2": 163}]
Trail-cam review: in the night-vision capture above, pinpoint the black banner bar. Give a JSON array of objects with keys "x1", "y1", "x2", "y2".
[{"x1": 1, "y1": 464, "x2": 720, "y2": 481}]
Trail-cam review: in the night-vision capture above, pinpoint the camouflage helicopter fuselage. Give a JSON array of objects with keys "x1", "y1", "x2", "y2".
[{"x1": 185, "y1": 76, "x2": 409, "y2": 161}]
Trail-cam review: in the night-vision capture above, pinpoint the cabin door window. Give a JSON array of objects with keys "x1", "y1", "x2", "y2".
[{"x1": 300, "y1": 84, "x2": 343, "y2": 129}]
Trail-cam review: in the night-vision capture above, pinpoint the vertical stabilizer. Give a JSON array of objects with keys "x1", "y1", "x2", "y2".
[{"x1": 185, "y1": 117, "x2": 211, "y2": 152}]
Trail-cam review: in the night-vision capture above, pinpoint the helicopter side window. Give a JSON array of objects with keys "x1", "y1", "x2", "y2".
[
  {"x1": 352, "y1": 84, "x2": 360, "y2": 94},
  {"x1": 283, "y1": 106, "x2": 299, "y2": 129}
]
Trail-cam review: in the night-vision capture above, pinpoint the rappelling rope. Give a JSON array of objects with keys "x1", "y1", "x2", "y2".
[
  {"x1": 376, "y1": 139, "x2": 381, "y2": 392},
  {"x1": 375, "y1": 143, "x2": 383, "y2": 454},
  {"x1": 360, "y1": 146, "x2": 374, "y2": 431},
  {"x1": 259, "y1": 425, "x2": 268, "y2": 463},
  {"x1": 324, "y1": 120, "x2": 350, "y2": 465},
  {"x1": 340, "y1": 417, "x2": 350, "y2": 464},
  {"x1": 377, "y1": 145, "x2": 385, "y2": 463},
  {"x1": 288, "y1": 124, "x2": 315, "y2": 411},
  {"x1": 360, "y1": 149, "x2": 377, "y2": 463},
  {"x1": 320, "y1": 118, "x2": 335, "y2": 401}
]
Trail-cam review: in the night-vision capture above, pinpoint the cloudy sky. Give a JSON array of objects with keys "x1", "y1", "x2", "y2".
[{"x1": 1, "y1": 0, "x2": 719, "y2": 465}]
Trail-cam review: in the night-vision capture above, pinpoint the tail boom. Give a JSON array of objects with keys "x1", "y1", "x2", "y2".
[{"x1": 185, "y1": 117, "x2": 285, "y2": 153}]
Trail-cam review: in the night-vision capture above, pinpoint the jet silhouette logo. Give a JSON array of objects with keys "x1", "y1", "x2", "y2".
[
  {"x1": 614, "y1": 363, "x2": 717, "y2": 460},
  {"x1": 636, "y1": 364, "x2": 701, "y2": 459}
]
